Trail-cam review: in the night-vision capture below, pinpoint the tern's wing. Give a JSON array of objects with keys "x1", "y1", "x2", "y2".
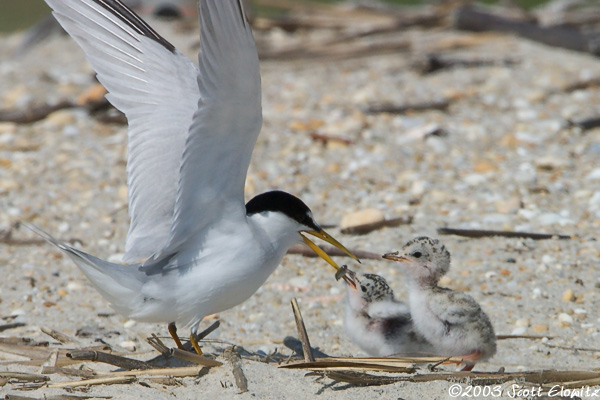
[
  {"x1": 430, "y1": 290, "x2": 482, "y2": 325},
  {"x1": 45, "y1": 0, "x2": 200, "y2": 262},
  {"x1": 368, "y1": 300, "x2": 410, "y2": 319},
  {"x1": 149, "y1": 0, "x2": 261, "y2": 262}
]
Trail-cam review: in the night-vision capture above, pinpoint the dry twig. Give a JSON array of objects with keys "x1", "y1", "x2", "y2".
[
  {"x1": 437, "y1": 227, "x2": 571, "y2": 240},
  {"x1": 41, "y1": 327, "x2": 78, "y2": 344},
  {"x1": 290, "y1": 298, "x2": 314, "y2": 363},
  {"x1": 223, "y1": 347, "x2": 249, "y2": 393},
  {"x1": 341, "y1": 216, "x2": 412, "y2": 235},
  {"x1": 364, "y1": 99, "x2": 450, "y2": 114},
  {"x1": 47, "y1": 375, "x2": 136, "y2": 388},
  {"x1": 67, "y1": 350, "x2": 153, "y2": 371}
]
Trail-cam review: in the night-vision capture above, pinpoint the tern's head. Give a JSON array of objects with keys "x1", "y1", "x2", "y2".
[
  {"x1": 343, "y1": 271, "x2": 394, "y2": 312},
  {"x1": 355, "y1": 273, "x2": 394, "y2": 302},
  {"x1": 382, "y1": 236, "x2": 451, "y2": 285},
  {"x1": 246, "y1": 190, "x2": 360, "y2": 271}
]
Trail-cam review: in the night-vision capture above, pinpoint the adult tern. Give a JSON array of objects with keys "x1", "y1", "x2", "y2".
[{"x1": 31, "y1": 0, "x2": 359, "y2": 355}]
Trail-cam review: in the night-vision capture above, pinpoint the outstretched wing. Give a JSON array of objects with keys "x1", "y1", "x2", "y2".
[
  {"x1": 45, "y1": 0, "x2": 200, "y2": 262},
  {"x1": 153, "y1": 0, "x2": 262, "y2": 260}
]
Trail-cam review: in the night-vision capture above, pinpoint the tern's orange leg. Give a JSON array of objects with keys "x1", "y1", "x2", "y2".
[
  {"x1": 190, "y1": 333, "x2": 203, "y2": 356},
  {"x1": 441, "y1": 350, "x2": 482, "y2": 368},
  {"x1": 168, "y1": 322, "x2": 184, "y2": 350},
  {"x1": 459, "y1": 350, "x2": 482, "y2": 371},
  {"x1": 461, "y1": 349, "x2": 482, "y2": 361}
]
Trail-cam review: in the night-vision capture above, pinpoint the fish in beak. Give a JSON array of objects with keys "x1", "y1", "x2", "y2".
[{"x1": 334, "y1": 264, "x2": 357, "y2": 289}]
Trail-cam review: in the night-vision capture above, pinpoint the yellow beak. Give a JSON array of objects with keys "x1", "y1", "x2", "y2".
[{"x1": 300, "y1": 229, "x2": 360, "y2": 271}]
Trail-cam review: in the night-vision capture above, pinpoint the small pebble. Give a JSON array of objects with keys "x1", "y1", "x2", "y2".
[
  {"x1": 511, "y1": 326, "x2": 527, "y2": 335},
  {"x1": 515, "y1": 318, "x2": 529, "y2": 327},
  {"x1": 532, "y1": 324, "x2": 548, "y2": 333},
  {"x1": 558, "y1": 313, "x2": 573, "y2": 327},
  {"x1": 340, "y1": 208, "x2": 384, "y2": 230},
  {"x1": 123, "y1": 319, "x2": 136, "y2": 329},
  {"x1": 562, "y1": 289, "x2": 575, "y2": 302},
  {"x1": 119, "y1": 340, "x2": 137, "y2": 352}
]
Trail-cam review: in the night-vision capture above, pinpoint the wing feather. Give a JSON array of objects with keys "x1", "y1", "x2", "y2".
[
  {"x1": 155, "y1": 0, "x2": 262, "y2": 257},
  {"x1": 45, "y1": 0, "x2": 200, "y2": 261}
]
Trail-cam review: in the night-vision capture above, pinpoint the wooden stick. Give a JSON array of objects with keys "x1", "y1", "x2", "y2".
[
  {"x1": 341, "y1": 216, "x2": 413, "y2": 235},
  {"x1": 0, "y1": 100, "x2": 74, "y2": 124},
  {"x1": 4, "y1": 395, "x2": 38, "y2": 400},
  {"x1": 169, "y1": 348, "x2": 222, "y2": 367},
  {"x1": 67, "y1": 350, "x2": 152, "y2": 370},
  {"x1": 454, "y1": 5, "x2": 600, "y2": 56},
  {"x1": 569, "y1": 116, "x2": 600, "y2": 131},
  {"x1": 0, "y1": 322, "x2": 26, "y2": 332},
  {"x1": 290, "y1": 298, "x2": 314, "y2": 363},
  {"x1": 364, "y1": 100, "x2": 450, "y2": 114},
  {"x1": 223, "y1": 347, "x2": 249, "y2": 393},
  {"x1": 41, "y1": 327, "x2": 78, "y2": 344},
  {"x1": 41, "y1": 366, "x2": 97, "y2": 378},
  {"x1": 146, "y1": 334, "x2": 170, "y2": 358},
  {"x1": 99, "y1": 365, "x2": 206, "y2": 378},
  {"x1": 497, "y1": 334, "x2": 553, "y2": 340},
  {"x1": 437, "y1": 227, "x2": 571, "y2": 240},
  {"x1": 196, "y1": 320, "x2": 220, "y2": 341},
  {"x1": 287, "y1": 244, "x2": 381, "y2": 260},
  {"x1": 0, "y1": 372, "x2": 49, "y2": 382},
  {"x1": 47, "y1": 375, "x2": 135, "y2": 388}
]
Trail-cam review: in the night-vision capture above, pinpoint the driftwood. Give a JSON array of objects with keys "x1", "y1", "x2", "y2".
[
  {"x1": 67, "y1": 350, "x2": 153, "y2": 371},
  {"x1": 290, "y1": 298, "x2": 314, "y2": 363},
  {"x1": 340, "y1": 216, "x2": 412, "y2": 235},
  {"x1": 569, "y1": 116, "x2": 600, "y2": 131},
  {"x1": 413, "y1": 54, "x2": 519, "y2": 74},
  {"x1": 437, "y1": 227, "x2": 571, "y2": 240},
  {"x1": 0, "y1": 95, "x2": 123, "y2": 125},
  {"x1": 453, "y1": 5, "x2": 600, "y2": 56},
  {"x1": 364, "y1": 99, "x2": 450, "y2": 114},
  {"x1": 0, "y1": 322, "x2": 26, "y2": 332},
  {"x1": 223, "y1": 347, "x2": 249, "y2": 393}
]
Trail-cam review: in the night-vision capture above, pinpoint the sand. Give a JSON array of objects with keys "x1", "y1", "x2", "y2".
[{"x1": 1, "y1": 7, "x2": 599, "y2": 400}]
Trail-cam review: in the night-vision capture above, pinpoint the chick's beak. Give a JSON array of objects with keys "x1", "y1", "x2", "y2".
[
  {"x1": 300, "y1": 229, "x2": 360, "y2": 271},
  {"x1": 382, "y1": 251, "x2": 409, "y2": 262},
  {"x1": 334, "y1": 265, "x2": 357, "y2": 289}
]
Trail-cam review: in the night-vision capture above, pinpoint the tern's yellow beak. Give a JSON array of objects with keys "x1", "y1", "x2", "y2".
[
  {"x1": 382, "y1": 251, "x2": 409, "y2": 262},
  {"x1": 300, "y1": 229, "x2": 360, "y2": 271}
]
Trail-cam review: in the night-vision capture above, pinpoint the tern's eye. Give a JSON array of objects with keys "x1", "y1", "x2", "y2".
[
  {"x1": 361, "y1": 285, "x2": 367, "y2": 293},
  {"x1": 411, "y1": 251, "x2": 422, "y2": 258}
]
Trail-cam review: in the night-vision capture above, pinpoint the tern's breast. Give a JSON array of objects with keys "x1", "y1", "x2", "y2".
[{"x1": 168, "y1": 223, "x2": 284, "y2": 328}]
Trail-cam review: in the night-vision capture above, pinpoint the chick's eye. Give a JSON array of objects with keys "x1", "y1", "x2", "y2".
[
  {"x1": 361, "y1": 285, "x2": 367, "y2": 293},
  {"x1": 412, "y1": 251, "x2": 422, "y2": 258}
]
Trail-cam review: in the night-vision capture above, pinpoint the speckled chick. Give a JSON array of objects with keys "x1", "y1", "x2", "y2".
[
  {"x1": 342, "y1": 270, "x2": 435, "y2": 357},
  {"x1": 383, "y1": 237, "x2": 496, "y2": 370}
]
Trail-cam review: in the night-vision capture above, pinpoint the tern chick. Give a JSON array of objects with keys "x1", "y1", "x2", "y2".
[
  {"x1": 339, "y1": 267, "x2": 434, "y2": 357},
  {"x1": 383, "y1": 237, "x2": 496, "y2": 370}
]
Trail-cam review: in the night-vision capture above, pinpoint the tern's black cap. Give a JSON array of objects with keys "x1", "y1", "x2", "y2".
[{"x1": 246, "y1": 190, "x2": 320, "y2": 231}]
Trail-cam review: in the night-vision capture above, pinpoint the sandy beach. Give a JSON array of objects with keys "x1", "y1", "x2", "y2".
[{"x1": 1, "y1": 4, "x2": 599, "y2": 399}]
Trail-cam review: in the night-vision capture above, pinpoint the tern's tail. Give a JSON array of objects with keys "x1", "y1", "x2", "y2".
[{"x1": 23, "y1": 223, "x2": 144, "y2": 317}]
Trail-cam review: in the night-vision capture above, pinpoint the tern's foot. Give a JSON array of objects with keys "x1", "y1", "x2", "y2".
[
  {"x1": 168, "y1": 322, "x2": 184, "y2": 350},
  {"x1": 190, "y1": 333, "x2": 203, "y2": 356}
]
